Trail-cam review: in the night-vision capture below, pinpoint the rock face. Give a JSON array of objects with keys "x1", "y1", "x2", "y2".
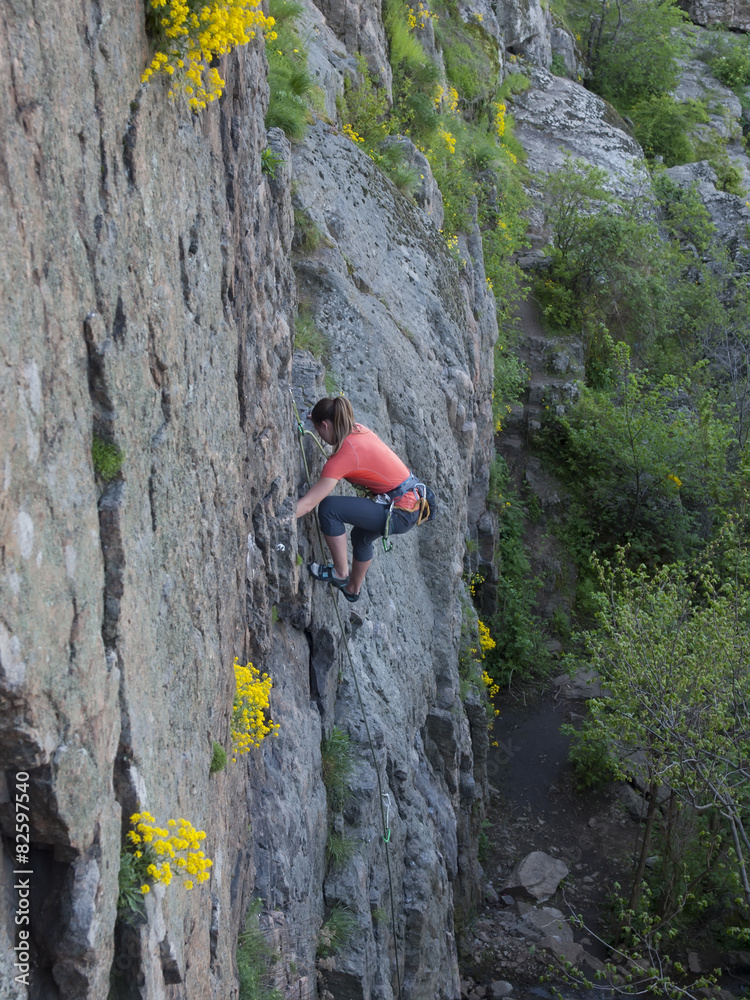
[
  {"x1": 0, "y1": 0, "x2": 306, "y2": 994},
  {"x1": 679, "y1": 0, "x2": 750, "y2": 30},
  {"x1": 1, "y1": 0, "x2": 497, "y2": 995},
  {"x1": 511, "y1": 69, "x2": 644, "y2": 182},
  {"x1": 310, "y1": 0, "x2": 393, "y2": 90},
  {"x1": 290, "y1": 119, "x2": 495, "y2": 999},
  {"x1": 510, "y1": 69, "x2": 646, "y2": 245}
]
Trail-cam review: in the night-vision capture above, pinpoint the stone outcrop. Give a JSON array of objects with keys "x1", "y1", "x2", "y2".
[
  {"x1": 1, "y1": 0, "x2": 498, "y2": 993},
  {"x1": 310, "y1": 0, "x2": 393, "y2": 90},
  {"x1": 678, "y1": 0, "x2": 750, "y2": 30},
  {"x1": 502, "y1": 851, "x2": 569, "y2": 901},
  {"x1": 509, "y1": 68, "x2": 647, "y2": 245},
  {"x1": 290, "y1": 118, "x2": 495, "y2": 998},
  {"x1": 0, "y1": 0, "x2": 306, "y2": 993}
]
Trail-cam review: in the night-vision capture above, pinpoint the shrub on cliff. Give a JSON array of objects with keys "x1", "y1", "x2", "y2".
[
  {"x1": 575, "y1": 0, "x2": 692, "y2": 112},
  {"x1": 631, "y1": 95, "x2": 709, "y2": 167},
  {"x1": 141, "y1": 0, "x2": 278, "y2": 110},
  {"x1": 265, "y1": 0, "x2": 313, "y2": 139}
]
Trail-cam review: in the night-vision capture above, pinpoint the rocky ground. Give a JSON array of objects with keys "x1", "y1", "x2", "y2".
[
  {"x1": 458, "y1": 680, "x2": 750, "y2": 1000},
  {"x1": 458, "y1": 682, "x2": 636, "y2": 1000}
]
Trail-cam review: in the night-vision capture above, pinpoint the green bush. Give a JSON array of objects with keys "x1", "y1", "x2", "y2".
[
  {"x1": 539, "y1": 341, "x2": 735, "y2": 566},
  {"x1": 550, "y1": 52, "x2": 568, "y2": 77},
  {"x1": 294, "y1": 305, "x2": 329, "y2": 358},
  {"x1": 562, "y1": 718, "x2": 617, "y2": 790},
  {"x1": 652, "y1": 172, "x2": 716, "y2": 251},
  {"x1": 209, "y1": 740, "x2": 227, "y2": 774},
  {"x1": 631, "y1": 95, "x2": 708, "y2": 166},
  {"x1": 706, "y1": 35, "x2": 750, "y2": 90},
  {"x1": 482, "y1": 457, "x2": 547, "y2": 687},
  {"x1": 537, "y1": 156, "x2": 691, "y2": 373},
  {"x1": 265, "y1": 0, "x2": 312, "y2": 139},
  {"x1": 237, "y1": 899, "x2": 283, "y2": 1000},
  {"x1": 92, "y1": 435, "x2": 124, "y2": 482},
  {"x1": 576, "y1": 0, "x2": 692, "y2": 111},
  {"x1": 318, "y1": 905, "x2": 357, "y2": 957},
  {"x1": 385, "y1": 0, "x2": 433, "y2": 72},
  {"x1": 326, "y1": 830, "x2": 357, "y2": 868},
  {"x1": 321, "y1": 726, "x2": 355, "y2": 811}
]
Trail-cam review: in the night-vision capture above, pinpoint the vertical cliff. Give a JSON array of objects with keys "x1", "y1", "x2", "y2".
[
  {"x1": 0, "y1": 0, "x2": 500, "y2": 995},
  {"x1": 1, "y1": 0, "x2": 300, "y2": 993}
]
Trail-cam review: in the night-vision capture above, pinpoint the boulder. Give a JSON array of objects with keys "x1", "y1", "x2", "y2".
[
  {"x1": 504, "y1": 851, "x2": 569, "y2": 900},
  {"x1": 521, "y1": 905, "x2": 575, "y2": 941},
  {"x1": 552, "y1": 668, "x2": 604, "y2": 699},
  {"x1": 489, "y1": 981, "x2": 514, "y2": 998},
  {"x1": 510, "y1": 69, "x2": 645, "y2": 186},
  {"x1": 680, "y1": 0, "x2": 750, "y2": 31},
  {"x1": 665, "y1": 161, "x2": 750, "y2": 273}
]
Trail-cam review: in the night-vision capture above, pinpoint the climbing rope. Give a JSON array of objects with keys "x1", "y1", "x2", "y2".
[{"x1": 290, "y1": 392, "x2": 404, "y2": 1000}]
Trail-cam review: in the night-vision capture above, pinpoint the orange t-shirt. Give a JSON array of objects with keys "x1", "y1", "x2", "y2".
[{"x1": 321, "y1": 426, "x2": 418, "y2": 510}]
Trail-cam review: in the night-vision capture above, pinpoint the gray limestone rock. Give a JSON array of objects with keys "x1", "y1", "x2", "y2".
[
  {"x1": 510, "y1": 68, "x2": 646, "y2": 212},
  {"x1": 522, "y1": 905, "x2": 574, "y2": 941},
  {"x1": 550, "y1": 23, "x2": 583, "y2": 78},
  {"x1": 0, "y1": 1, "x2": 314, "y2": 992},
  {"x1": 310, "y1": 0, "x2": 392, "y2": 92},
  {"x1": 489, "y1": 982, "x2": 514, "y2": 999},
  {"x1": 681, "y1": 0, "x2": 750, "y2": 30},
  {"x1": 504, "y1": 851, "x2": 569, "y2": 901},
  {"x1": 493, "y1": 0, "x2": 552, "y2": 68},
  {"x1": 673, "y1": 57, "x2": 743, "y2": 136},
  {"x1": 299, "y1": 0, "x2": 360, "y2": 119},
  {"x1": 539, "y1": 936, "x2": 584, "y2": 963},
  {"x1": 291, "y1": 118, "x2": 495, "y2": 999},
  {"x1": 552, "y1": 668, "x2": 605, "y2": 699}
]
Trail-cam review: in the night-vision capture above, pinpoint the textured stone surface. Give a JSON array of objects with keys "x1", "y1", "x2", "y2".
[
  {"x1": 673, "y1": 56, "x2": 743, "y2": 136},
  {"x1": 510, "y1": 68, "x2": 646, "y2": 230},
  {"x1": 382, "y1": 135, "x2": 445, "y2": 230},
  {"x1": 492, "y1": 0, "x2": 552, "y2": 66},
  {"x1": 503, "y1": 851, "x2": 569, "y2": 900},
  {"x1": 511, "y1": 67, "x2": 643, "y2": 178},
  {"x1": 0, "y1": 0, "x2": 311, "y2": 993},
  {"x1": 300, "y1": 0, "x2": 359, "y2": 120},
  {"x1": 310, "y1": 0, "x2": 393, "y2": 91},
  {"x1": 679, "y1": 0, "x2": 750, "y2": 30},
  {"x1": 665, "y1": 160, "x2": 750, "y2": 272},
  {"x1": 291, "y1": 119, "x2": 495, "y2": 999}
]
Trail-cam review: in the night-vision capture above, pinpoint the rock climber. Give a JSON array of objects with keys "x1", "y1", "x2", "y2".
[{"x1": 295, "y1": 396, "x2": 423, "y2": 603}]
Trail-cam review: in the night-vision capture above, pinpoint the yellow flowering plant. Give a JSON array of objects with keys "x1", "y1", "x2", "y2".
[
  {"x1": 141, "y1": 0, "x2": 277, "y2": 111},
  {"x1": 230, "y1": 657, "x2": 280, "y2": 760},
  {"x1": 118, "y1": 811, "x2": 213, "y2": 920}
]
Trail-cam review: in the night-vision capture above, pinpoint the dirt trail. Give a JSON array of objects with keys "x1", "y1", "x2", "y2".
[{"x1": 458, "y1": 685, "x2": 637, "y2": 997}]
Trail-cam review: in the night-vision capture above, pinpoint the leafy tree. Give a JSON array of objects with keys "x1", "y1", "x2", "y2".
[
  {"x1": 631, "y1": 96, "x2": 709, "y2": 167},
  {"x1": 572, "y1": 534, "x2": 750, "y2": 929},
  {"x1": 546, "y1": 340, "x2": 735, "y2": 563},
  {"x1": 582, "y1": 0, "x2": 693, "y2": 111},
  {"x1": 539, "y1": 159, "x2": 685, "y2": 373}
]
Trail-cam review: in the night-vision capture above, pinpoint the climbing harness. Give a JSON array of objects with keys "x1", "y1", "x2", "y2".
[
  {"x1": 376, "y1": 475, "x2": 435, "y2": 553},
  {"x1": 290, "y1": 392, "x2": 404, "y2": 1000}
]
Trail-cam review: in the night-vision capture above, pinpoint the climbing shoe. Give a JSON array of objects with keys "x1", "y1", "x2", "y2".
[
  {"x1": 341, "y1": 589, "x2": 360, "y2": 604},
  {"x1": 308, "y1": 563, "x2": 350, "y2": 589}
]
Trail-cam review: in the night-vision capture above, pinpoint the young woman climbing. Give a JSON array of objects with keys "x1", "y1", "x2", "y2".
[{"x1": 295, "y1": 396, "x2": 423, "y2": 603}]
